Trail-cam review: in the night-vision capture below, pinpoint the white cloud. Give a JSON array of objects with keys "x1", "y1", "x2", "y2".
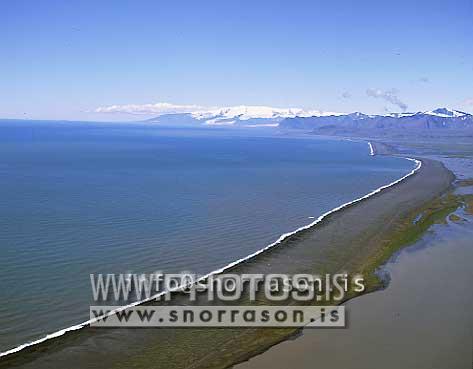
[
  {"x1": 366, "y1": 88, "x2": 408, "y2": 112},
  {"x1": 462, "y1": 98, "x2": 473, "y2": 106}
]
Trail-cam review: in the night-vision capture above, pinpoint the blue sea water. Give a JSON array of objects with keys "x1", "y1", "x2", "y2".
[{"x1": 0, "y1": 121, "x2": 414, "y2": 352}]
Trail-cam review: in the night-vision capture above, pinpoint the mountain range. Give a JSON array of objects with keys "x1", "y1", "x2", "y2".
[
  {"x1": 143, "y1": 105, "x2": 341, "y2": 127},
  {"x1": 279, "y1": 108, "x2": 473, "y2": 136},
  {"x1": 143, "y1": 107, "x2": 473, "y2": 135}
]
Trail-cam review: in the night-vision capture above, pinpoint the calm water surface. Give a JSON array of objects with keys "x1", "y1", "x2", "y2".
[{"x1": 0, "y1": 121, "x2": 413, "y2": 351}]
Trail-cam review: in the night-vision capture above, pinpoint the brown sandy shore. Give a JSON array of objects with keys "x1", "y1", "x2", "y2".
[
  {"x1": 0, "y1": 153, "x2": 455, "y2": 369},
  {"x1": 236, "y1": 209, "x2": 473, "y2": 369}
]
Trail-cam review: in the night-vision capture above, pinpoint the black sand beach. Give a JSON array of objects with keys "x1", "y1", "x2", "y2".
[
  {"x1": 236, "y1": 142, "x2": 473, "y2": 369},
  {"x1": 0, "y1": 147, "x2": 457, "y2": 369},
  {"x1": 3, "y1": 1, "x2": 472, "y2": 367}
]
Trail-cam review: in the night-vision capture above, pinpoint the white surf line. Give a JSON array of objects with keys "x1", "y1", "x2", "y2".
[
  {"x1": 368, "y1": 141, "x2": 375, "y2": 156},
  {"x1": 339, "y1": 137, "x2": 374, "y2": 156},
  {"x1": 0, "y1": 145, "x2": 422, "y2": 359}
]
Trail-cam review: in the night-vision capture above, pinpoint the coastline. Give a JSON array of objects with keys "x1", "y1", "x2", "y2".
[
  {"x1": 235, "y1": 140, "x2": 473, "y2": 369},
  {"x1": 236, "y1": 204, "x2": 473, "y2": 369},
  {"x1": 190, "y1": 154, "x2": 455, "y2": 369},
  {"x1": 0, "y1": 142, "x2": 457, "y2": 369},
  {"x1": 0, "y1": 141, "x2": 419, "y2": 360}
]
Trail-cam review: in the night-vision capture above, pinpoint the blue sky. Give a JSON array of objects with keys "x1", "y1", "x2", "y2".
[{"x1": 1, "y1": 0, "x2": 472, "y2": 120}]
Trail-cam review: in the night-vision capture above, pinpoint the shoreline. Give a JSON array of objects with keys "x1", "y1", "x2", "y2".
[
  {"x1": 234, "y1": 140, "x2": 473, "y2": 369},
  {"x1": 0, "y1": 142, "x2": 456, "y2": 369},
  {"x1": 219, "y1": 161, "x2": 456, "y2": 369},
  {"x1": 0, "y1": 142, "x2": 419, "y2": 360},
  {"x1": 236, "y1": 206, "x2": 473, "y2": 369}
]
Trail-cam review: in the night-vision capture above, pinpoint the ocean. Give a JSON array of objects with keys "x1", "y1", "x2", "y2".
[{"x1": 0, "y1": 121, "x2": 414, "y2": 354}]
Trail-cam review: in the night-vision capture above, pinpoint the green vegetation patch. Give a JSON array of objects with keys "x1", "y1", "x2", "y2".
[
  {"x1": 360, "y1": 191, "x2": 462, "y2": 292},
  {"x1": 449, "y1": 214, "x2": 464, "y2": 222}
]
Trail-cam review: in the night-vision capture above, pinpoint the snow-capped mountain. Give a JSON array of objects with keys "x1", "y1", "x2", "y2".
[
  {"x1": 424, "y1": 108, "x2": 468, "y2": 118},
  {"x1": 279, "y1": 108, "x2": 473, "y2": 136},
  {"x1": 144, "y1": 105, "x2": 342, "y2": 127},
  {"x1": 383, "y1": 108, "x2": 468, "y2": 119},
  {"x1": 141, "y1": 105, "x2": 473, "y2": 135}
]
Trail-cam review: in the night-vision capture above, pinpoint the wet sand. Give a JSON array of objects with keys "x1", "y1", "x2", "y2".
[
  {"x1": 0, "y1": 157, "x2": 455, "y2": 369},
  {"x1": 236, "y1": 208, "x2": 473, "y2": 369}
]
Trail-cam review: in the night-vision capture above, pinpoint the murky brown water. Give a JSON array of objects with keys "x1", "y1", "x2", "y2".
[{"x1": 237, "y1": 209, "x2": 473, "y2": 369}]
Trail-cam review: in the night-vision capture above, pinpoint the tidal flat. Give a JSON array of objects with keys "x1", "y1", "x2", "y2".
[{"x1": 236, "y1": 204, "x2": 473, "y2": 369}]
